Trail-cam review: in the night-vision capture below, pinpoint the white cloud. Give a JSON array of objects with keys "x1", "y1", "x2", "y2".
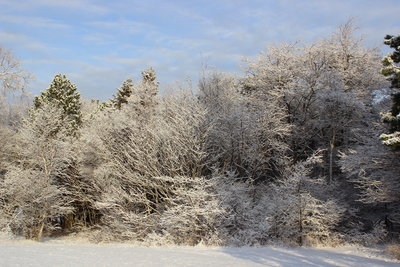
[
  {"x1": 0, "y1": 31, "x2": 51, "y2": 53},
  {"x1": 86, "y1": 19, "x2": 154, "y2": 35},
  {"x1": 2, "y1": 0, "x2": 400, "y2": 101},
  {"x1": 82, "y1": 33, "x2": 115, "y2": 45},
  {"x1": 0, "y1": 0, "x2": 109, "y2": 14},
  {"x1": 0, "y1": 31, "x2": 27, "y2": 43},
  {"x1": 0, "y1": 14, "x2": 70, "y2": 29},
  {"x1": 93, "y1": 54, "x2": 148, "y2": 67}
]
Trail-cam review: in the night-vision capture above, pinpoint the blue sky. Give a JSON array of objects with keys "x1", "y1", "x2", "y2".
[{"x1": 0, "y1": 0, "x2": 399, "y2": 100}]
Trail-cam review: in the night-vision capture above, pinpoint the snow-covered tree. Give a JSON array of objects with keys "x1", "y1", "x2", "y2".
[
  {"x1": 130, "y1": 67, "x2": 159, "y2": 118},
  {"x1": 0, "y1": 47, "x2": 31, "y2": 226},
  {"x1": 34, "y1": 74, "x2": 82, "y2": 136},
  {"x1": 199, "y1": 72, "x2": 290, "y2": 182},
  {"x1": 78, "y1": 89, "x2": 222, "y2": 244},
  {"x1": 342, "y1": 35, "x2": 400, "y2": 237},
  {"x1": 0, "y1": 104, "x2": 75, "y2": 240},
  {"x1": 0, "y1": 47, "x2": 30, "y2": 94},
  {"x1": 242, "y1": 20, "x2": 385, "y2": 181},
  {"x1": 380, "y1": 35, "x2": 400, "y2": 148},
  {"x1": 267, "y1": 153, "x2": 345, "y2": 246},
  {"x1": 315, "y1": 82, "x2": 364, "y2": 182},
  {"x1": 0, "y1": 46, "x2": 31, "y2": 125},
  {"x1": 1, "y1": 22, "x2": 394, "y2": 247},
  {"x1": 340, "y1": 120, "x2": 400, "y2": 232},
  {"x1": 32, "y1": 75, "x2": 97, "y2": 230},
  {"x1": 110, "y1": 78, "x2": 133, "y2": 110},
  {"x1": 326, "y1": 19, "x2": 385, "y2": 100},
  {"x1": 141, "y1": 67, "x2": 158, "y2": 85},
  {"x1": 213, "y1": 171, "x2": 271, "y2": 246},
  {"x1": 0, "y1": 126, "x2": 17, "y2": 189}
]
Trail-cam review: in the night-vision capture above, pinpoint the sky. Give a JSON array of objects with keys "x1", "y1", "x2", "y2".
[{"x1": 0, "y1": 0, "x2": 399, "y2": 100}]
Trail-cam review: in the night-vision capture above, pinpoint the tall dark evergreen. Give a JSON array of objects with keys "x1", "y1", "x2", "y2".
[{"x1": 381, "y1": 35, "x2": 400, "y2": 148}]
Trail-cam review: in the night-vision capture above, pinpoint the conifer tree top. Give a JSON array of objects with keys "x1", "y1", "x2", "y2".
[
  {"x1": 380, "y1": 35, "x2": 400, "y2": 148},
  {"x1": 141, "y1": 67, "x2": 159, "y2": 86},
  {"x1": 110, "y1": 78, "x2": 133, "y2": 110},
  {"x1": 33, "y1": 74, "x2": 82, "y2": 135}
]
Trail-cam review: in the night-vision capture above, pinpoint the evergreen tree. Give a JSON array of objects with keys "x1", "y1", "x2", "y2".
[
  {"x1": 142, "y1": 67, "x2": 158, "y2": 85},
  {"x1": 127, "y1": 67, "x2": 159, "y2": 120},
  {"x1": 34, "y1": 74, "x2": 82, "y2": 135},
  {"x1": 140, "y1": 67, "x2": 159, "y2": 103},
  {"x1": 108, "y1": 68, "x2": 158, "y2": 111},
  {"x1": 381, "y1": 35, "x2": 400, "y2": 148},
  {"x1": 32, "y1": 75, "x2": 98, "y2": 230},
  {"x1": 111, "y1": 78, "x2": 133, "y2": 109}
]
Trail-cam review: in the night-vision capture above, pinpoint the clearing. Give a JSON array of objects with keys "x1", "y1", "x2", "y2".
[{"x1": 0, "y1": 239, "x2": 398, "y2": 266}]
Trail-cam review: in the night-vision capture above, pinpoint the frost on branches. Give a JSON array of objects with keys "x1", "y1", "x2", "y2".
[
  {"x1": 0, "y1": 22, "x2": 396, "y2": 247},
  {"x1": 380, "y1": 35, "x2": 400, "y2": 148},
  {"x1": 0, "y1": 46, "x2": 31, "y2": 125},
  {"x1": 110, "y1": 78, "x2": 133, "y2": 110},
  {"x1": 199, "y1": 72, "x2": 291, "y2": 183},
  {"x1": 242, "y1": 20, "x2": 385, "y2": 183},
  {"x1": 266, "y1": 152, "x2": 344, "y2": 246},
  {"x1": 78, "y1": 80, "x2": 222, "y2": 244},
  {"x1": 34, "y1": 74, "x2": 82, "y2": 136},
  {"x1": 0, "y1": 104, "x2": 75, "y2": 240},
  {"x1": 340, "y1": 123, "x2": 400, "y2": 228}
]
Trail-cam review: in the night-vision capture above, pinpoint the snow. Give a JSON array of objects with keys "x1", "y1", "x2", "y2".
[
  {"x1": 372, "y1": 88, "x2": 392, "y2": 105},
  {"x1": 0, "y1": 239, "x2": 398, "y2": 267},
  {"x1": 372, "y1": 88, "x2": 400, "y2": 105}
]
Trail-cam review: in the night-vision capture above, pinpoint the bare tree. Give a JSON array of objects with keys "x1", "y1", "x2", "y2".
[{"x1": 0, "y1": 46, "x2": 31, "y2": 125}]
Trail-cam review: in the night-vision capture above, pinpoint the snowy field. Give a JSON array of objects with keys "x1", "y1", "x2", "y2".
[{"x1": 0, "y1": 240, "x2": 399, "y2": 267}]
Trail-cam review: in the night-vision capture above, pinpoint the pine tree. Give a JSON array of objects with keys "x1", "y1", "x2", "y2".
[
  {"x1": 111, "y1": 78, "x2": 133, "y2": 109},
  {"x1": 140, "y1": 67, "x2": 159, "y2": 105},
  {"x1": 108, "y1": 68, "x2": 159, "y2": 112},
  {"x1": 142, "y1": 67, "x2": 158, "y2": 85},
  {"x1": 380, "y1": 35, "x2": 400, "y2": 148},
  {"x1": 34, "y1": 74, "x2": 82, "y2": 135},
  {"x1": 127, "y1": 67, "x2": 159, "y2": 120}
]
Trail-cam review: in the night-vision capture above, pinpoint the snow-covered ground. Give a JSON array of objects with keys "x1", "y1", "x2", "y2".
[{"x1": 0, "y1": 239, "x2": 398, "y2": 267}]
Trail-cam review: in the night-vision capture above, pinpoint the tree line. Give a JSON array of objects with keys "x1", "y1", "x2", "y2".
[{"x1": 0, "y1": 21, "x2": 399, "y2": 247}]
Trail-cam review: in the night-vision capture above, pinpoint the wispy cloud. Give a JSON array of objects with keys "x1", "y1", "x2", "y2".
[
  {"x1": 86, "y1": 19, "x2": 154, "y2": 35},
  {"x1": 1, "y1": 0, "x2": 399, "y2": 100},
  {"x1": 94, "y1": 54, "x2": 149, "y2": 67},
  {"x1": 82, "y1": 33, "x2": 115, "y2": 45},
  {"x1": 0, "y1": 0, "x2": 109, "y2": 14},
  {"x1": 0, "y1": 14, "x2": 70, "y2": 29},
  {"x1": 0, "y1": 31, "x2": 51, "y2": 53},
  {"x1": 0, "y1": 31, "x2": 28, "y2": 43}
]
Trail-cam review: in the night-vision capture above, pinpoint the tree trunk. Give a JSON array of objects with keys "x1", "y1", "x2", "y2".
[
  {"x1": 36, "y1": 216, "x2": 46, "y2": 241},
  {"x1": 298, "y1": 182, "x2": 303, "y2": 246},
  {"x1": 328, "y1": 135, "x2": 336, "y2": 184},
  {"x1": 299, "y1": 207, "x2": 303, "y2": 246}
]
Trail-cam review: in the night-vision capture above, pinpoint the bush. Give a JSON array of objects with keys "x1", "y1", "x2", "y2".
[{"x1": 386, "y1": 244, "x2": 400, "y2": 260}]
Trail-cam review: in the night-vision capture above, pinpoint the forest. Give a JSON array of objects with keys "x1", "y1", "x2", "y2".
[{"x1": 0, "y1": 21, "x2": 399, "y2": 252}]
